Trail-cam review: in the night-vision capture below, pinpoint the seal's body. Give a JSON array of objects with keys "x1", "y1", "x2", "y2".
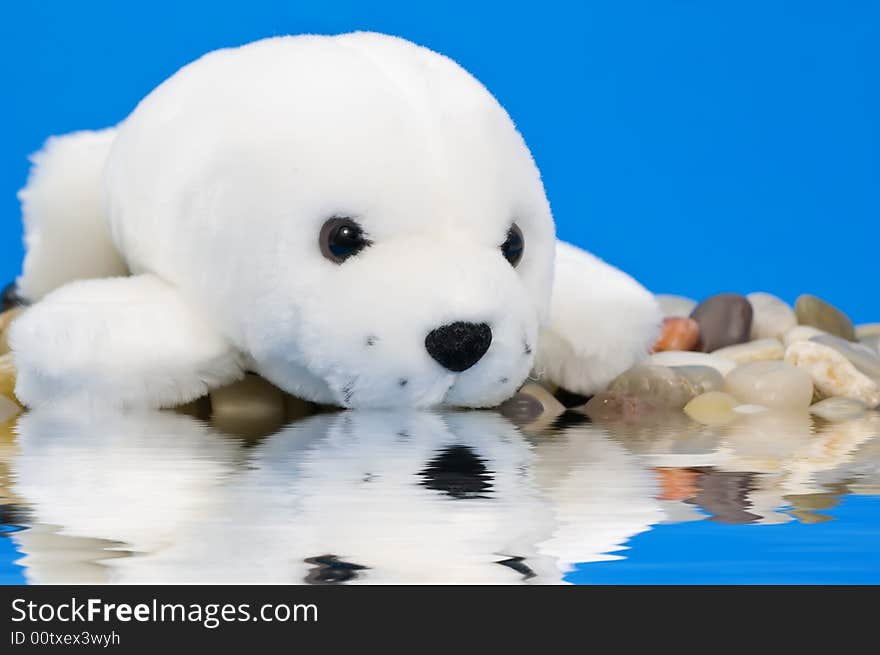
[{"x1": 10, "y1": 33, "x2": 660, "y2": 409}]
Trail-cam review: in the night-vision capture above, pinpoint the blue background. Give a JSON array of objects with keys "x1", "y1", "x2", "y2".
[{"x1": 0, "y1": 1, "x2": 877, "y2": 320}]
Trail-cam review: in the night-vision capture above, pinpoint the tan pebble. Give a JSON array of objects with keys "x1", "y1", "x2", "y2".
[
  {"x1": 0, "y1": 395, "x2": 21, "y2": 423},
  {"x1": 725, "y1": 360, "x2": 814, "y2": 410},
  {"x1": 855, "y1": 323, "x2": 880, "y2": 339},
  {"x1": 0, "y1": 353, "x2": 18, "y2": 403},
  {"x1": 712, "y1": 338, "x2": 784, "y2": 364},
  {"x1": 783, "y1": 325, "x2": 826, "y2": 348},
  {"x1": 683, "y1": 391, "x2": 738, "y2": 425},
  {"x1": 652, "y1": 317, "x2": 700, "y2": 352},
  {"x1": 608, "y1": 365, "x2": 700, "y2": 409},
  {"x1": 809, "y1": 397, "x2": 866, "y2": 421},
  {"x1": 174, "y1": 395, "x2": 212, "y2": 420},
  {"x1": 284, "y1": 394, "x2": 318, "y2": 422},
  {"x1": 0, "y1": 307, "x2": 23, "y2": 356},
  {"x1": 784, "y1": 340, "x2": 880, "y2": 408},
  {"x1": 210, "y1": 374, "x2": 287, "y2": 440},
  {"x1": 794, "y1": 294, "x2": 856, "y2": 341},
  {"x1": 584, "y1": 390, "x2": 657, "y2": 422}
]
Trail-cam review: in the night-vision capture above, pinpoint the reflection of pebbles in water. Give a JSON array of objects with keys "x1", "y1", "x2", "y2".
[
  {"x1": 809, "y1": 414, "x2": 880, "y2": 495},
  {"x1": 529, "y1": 423, "x2": 664, "y2": 568},
  {"x1": 600, "y1": 408, "x2": 880, "y2": 527}
]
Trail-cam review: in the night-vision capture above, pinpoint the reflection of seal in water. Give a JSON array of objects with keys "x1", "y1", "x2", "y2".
[
  {"x1": 10, "y1": 407, "x2": 675, "y2": 584},
  {"x1": 419, "y1": 445, "x2": 493, "y2": 500},
  {"x1": 304, "y1": 555, "x2": 368, "y2": 585}
]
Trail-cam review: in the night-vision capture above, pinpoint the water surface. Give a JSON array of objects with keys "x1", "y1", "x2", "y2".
[{"x1": 1, "y1": 405, "x2": 878, "y2": 584}]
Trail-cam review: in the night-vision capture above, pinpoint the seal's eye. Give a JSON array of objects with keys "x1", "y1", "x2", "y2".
[
  {"x1": 319, "y1": 217, "x2": 371, "y2": 264},
  {"x1": 500, "y1": 223, "x2": 524, "y2": 267}
]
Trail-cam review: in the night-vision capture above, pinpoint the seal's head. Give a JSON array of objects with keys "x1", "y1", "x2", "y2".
[{"x1": 106, "y1": 32, "x2": 555, "y2": 407}]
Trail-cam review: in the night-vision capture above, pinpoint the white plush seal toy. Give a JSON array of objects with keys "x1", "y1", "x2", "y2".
[{"x1": 9, "y1": 32, "x2": 660, "y2": 409}]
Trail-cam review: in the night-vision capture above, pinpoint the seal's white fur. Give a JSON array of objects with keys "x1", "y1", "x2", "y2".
[{"x1": 10, "y1": 32, "x2": 659, "y2": 409}]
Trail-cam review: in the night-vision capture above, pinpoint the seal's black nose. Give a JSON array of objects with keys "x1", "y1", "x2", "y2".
[{"x1": 425, "y1": 322, "x2": 492, "y2": 373}]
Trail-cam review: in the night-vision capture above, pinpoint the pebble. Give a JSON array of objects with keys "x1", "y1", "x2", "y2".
[
  {"x1": 174, "y1": 395, "x2": 212, "y2": 420},
  {"x1": 648, "y1": 351, "x2": 737, "y2": 377},
  {"x1": 0, "y1": 353, "x2": 17, "y2": 402},
  {"x1": 498, "y1": 383, "x2": 564, "y2": 423},
  {"x1": 810, "y1": 334, "x2": 880, "y2": 380},
  {"x1": 747, "y1": 292, "x2": 797, "y2": 340},
  {"x1": 712, "y1": 338, "x2": 784, "y2": 365},
  {"x1": 656, "y1": 294, "x2": 697, "y2": 318},
  {"x1": 0, "y1": 307, "x2": 22, "y2": 356},
  {"x1": 0, "y1": 394, "x2": 20, "y2": 423},
  {"x1": 210, "y1": 374, "x2": 287, "y2": 440},
  {"x1": 794, "y1": 294, "x2": 856, "y2": 341},
  {"x1": 855, "y1": 323, "x2": 880, "y2": 339},
  {"x1": 732, "y1": 404, "x2": 769, "y2": 414},
  {"x1": 859, "y1": 334, "x2": 880, "y2": 355},
  {"x1": 284, "y1": 394, "x2": 317, "y2": 422},
  {"x1": 689, "y1": 293, "x2": 753, "y2": 352},
  {"x1": 672, "y1": 365, "x2": 724, "y2": 394},
  {"x1": 652, "y1": 317, "x2": 699, "y2": 352},
  {"x1": 725, "y1": 361, "x2": 814, "y2": 410},
  {"x1": 683, "y1": 391, "x2": 739, "y2": 425},
  {"x1": 809, "y1": 397, "x2": 867, "y2": 421},
  {"x1": 608, "y1": 365, "x2": 700, "y2": 409},
  {"x1": 784, "y1": 340, "x2": 880, "y2": 408},
  {"x1": 583, "y1": 390, "x2": 657, "y2": 422},
  {"x1": 783, "y1": 325, "x2": 826, "y2": 348}
]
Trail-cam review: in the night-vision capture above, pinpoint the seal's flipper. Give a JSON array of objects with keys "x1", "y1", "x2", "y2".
[
  {"x1": 534, "y1": 241, "x2": 661, "y2": 396},
  {"x1": 9, "y1": 274, "x2": 244, "y2": 409}
]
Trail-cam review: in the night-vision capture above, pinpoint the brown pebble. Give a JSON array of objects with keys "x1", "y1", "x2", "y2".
[
  {"x1": 689, "y1": 293, "x2": 753, "y2": 352},
  {"x1": 210, "y1": 374, "x2": 287, "y2": 441},
  {"x1": 0, "y1": 353, "x2": 19, "y2": 404},
  {"x1": 0, "y1": 307, "x2": 23, "y2": 356},
  {"x1": 652, "y1": 317, "x2": 700, "y2": 352}
]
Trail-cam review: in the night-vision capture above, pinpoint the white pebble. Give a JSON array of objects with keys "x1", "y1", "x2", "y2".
[
  {"x1": 809, "y1": 397, "x2": 867, "y2": 421},
  {"x1": 733, "y1": 404, "x2": 769, "y2": 414},
  {"x1": 784, "y1": 340, "x2": 880, "y2": 409},
  {"x1": 747, "y1": 292, "x2": 797, "y2": 340},
  {"x1": 783, "y1": 325, "x2": 827, "y2": 348},
  {"x1": 725, "y1": 360, "x2": 814, "y2": 410},
  {"x1": 648, "y1": 351, "x2": 737, "y2": 376},
  {"x1": 712, "y1": 338, "x2": 784, "y2": 364},
  {"x1": 655, "y1": 294, "x2": 697, "y2": 318}
]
